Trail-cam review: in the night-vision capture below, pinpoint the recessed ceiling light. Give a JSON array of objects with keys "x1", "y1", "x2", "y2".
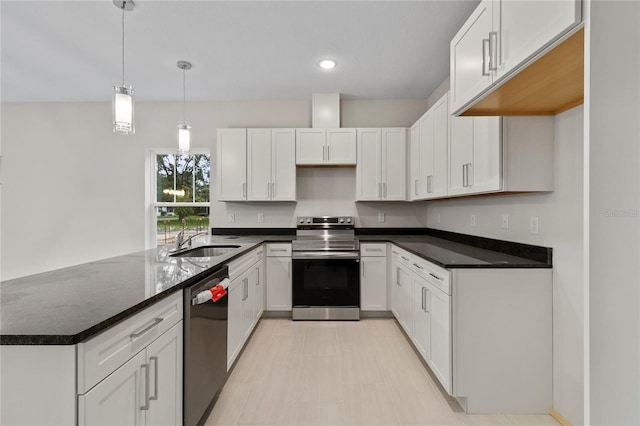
[{"x1": 319, "y1": 59, "x2": 337, "y2": 70}]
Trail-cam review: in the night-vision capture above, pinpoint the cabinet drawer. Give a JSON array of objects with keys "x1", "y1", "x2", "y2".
[
  {"x1": 391, "y1": 246, "x2": 412, "y2": 267},
  {"x1": 411, "y1": 259, "x2": 451, "y2": 295},
  {"x1": 77, "y1": 291, "x2": 183, "y2": 394},
  {"x1": 360, "y1": 243, "x2": 387, "y2": 257},
  {"x1": 228, "y1": 246, "x2": 264, "y2": 279},
  {"x1": 266, "y1": 243, "x2": 292, "y2": 257}
]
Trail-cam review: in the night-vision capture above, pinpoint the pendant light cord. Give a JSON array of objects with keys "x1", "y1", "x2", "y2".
[
  {"x1": 121, "y1": 4, "x2": 125, "y2": 86},
  {"x1": 183, "y1": 68, "x2": 186, "y2": 122}
]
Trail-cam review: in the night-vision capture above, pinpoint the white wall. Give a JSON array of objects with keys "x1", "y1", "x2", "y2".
[
  {"x1": 586, "y1": 1, "x2": 640, "y2": 424},
  {"x1": 1, "y1": 98, "x2": 428, "y2": 280},
  {"x1": 426, "y1": 106, "x2": 584, "y2": 425}
]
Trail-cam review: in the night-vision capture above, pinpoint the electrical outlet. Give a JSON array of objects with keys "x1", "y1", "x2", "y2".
[
  {"x1": 227, "y1": 213, "x2": 235, "y2": 223},
  {"x1": 501, "y1": 213, "x2": 510, "y2": 229},
  {"x1": 530, "y1": 216, "x2": 540, "y2": 235},
  {"x1": 257, "y1": 213, "x2": 264, "y2": 223},
  {"x1": 378, "y1": 212, "x2": 385, "y2": 223},
  {"x1": 470, "y1": 214, "x2": 476, "y2": 227}
]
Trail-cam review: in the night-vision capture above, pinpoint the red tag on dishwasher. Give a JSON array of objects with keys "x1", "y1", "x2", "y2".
[{"x1": 210, "y1": 284, "x2": 227, "y2": 302}]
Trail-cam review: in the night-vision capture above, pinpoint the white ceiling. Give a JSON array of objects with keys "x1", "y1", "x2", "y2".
[{"x1": 1, "y1": 0, "x2": 479, "y2": 102}]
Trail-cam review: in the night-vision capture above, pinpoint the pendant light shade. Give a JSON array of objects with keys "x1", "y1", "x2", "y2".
[
  {"x1": 177, "y1": 60, "x2": 192, "y2": 153},
  {"x1": 112, "y1": 1, "x2": 135, "y2": 135}
]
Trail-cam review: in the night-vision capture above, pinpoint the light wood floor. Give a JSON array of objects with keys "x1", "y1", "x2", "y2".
[{"x1": 205, "y1": 319, "x2": 560, "y2": 426}]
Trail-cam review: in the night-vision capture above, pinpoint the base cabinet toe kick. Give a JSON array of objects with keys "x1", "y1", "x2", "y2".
[{"x1": 390, "y1": 244, "x2": 552, "y2": 414}]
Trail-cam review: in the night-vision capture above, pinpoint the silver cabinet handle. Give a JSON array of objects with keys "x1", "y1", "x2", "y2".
[
  {"x1": 150, "y1": 356, "x2": 159, "y2": 401},
  {"x1": 141, "y1": 363, "x2": 150, "y2": 410},
  {"x1": 288, "y1": 261, "x2": 291, "y2": 278},
  {"x1": 396, "y1": 268, "x2": 400, "y2": 286},
  {"x1": 462, "y1": 165, "x2": 466, "y2": 187},
  {"x1": 425, "y1": 288, "x2": 430, "y2": 313},
  {"x1": 267, "y1": 182, "x2": 271, "y2": 198},
  {"x1": 242, "y1": 182, "x2": 246, "y2": 198},
  {"x1": 362, "y1": 262, "x2": 365, "y2": 277},
  {"x1": 413, "y1": 263, "x2": 424, "y2": 270},
  {"x1": 429, "y1": 272, "x2": 442, "y2": 281},
  {"x1": 271, "y1": 248, "x2": 288, "y2": 252},
  {"x1": 383, "y1": 182, "x2": 387, "y2": 198},
  {"x1": 401, "y1": 256, "x2": 409, "y2": 261},
  {"x1": 392, "y1": 250, "x2": 399, "y2": 255},
  {"x1": 272, "y1": 182, "x2": 276, "y2": 197},
  {"x1": 482, "y1": 38, "x2": 490, "y2": 76},
  {"x1": 130, "y1": 318, "x2": 163, "y2": 339},
  {"x1": 414, "y1": 179, "x2": 418, "y2": 195},
  {"x1": 327, "y1": 145, "x2": 330, "y2": 161},
  {"x1": 256, "y1": 267, "x2": 260, "y2": 285},
  {"x1": 323, "y1": 146, "x2": 326, "y2": 161},
  {"x1": 466, "y1": 163, "x2": 473, "y2": 187},
  {"x1": 421, "y1": 287, "x2": 426, "y2": 311},
  {"x1": 489, "y1": 31, "x2": 498, "y2": 71},
  {"x1": 378, "y1": 182, "x2": 381, "y2": 198}
]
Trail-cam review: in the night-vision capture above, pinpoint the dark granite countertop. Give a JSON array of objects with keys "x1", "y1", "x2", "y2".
[
  {"x1": 358, "y1": 235, "x2": 551, "y2": 268},
  {"x1": 1, "y1": 229, "x2": 549, "y2": 345},
  {"x1": 0, "y1": 235, "x2": 294, "y2": 345}
]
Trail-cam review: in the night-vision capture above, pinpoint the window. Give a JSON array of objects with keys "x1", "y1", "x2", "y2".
[{"x1": 152, "y1": 152, "x2": 210, "y2": 247}]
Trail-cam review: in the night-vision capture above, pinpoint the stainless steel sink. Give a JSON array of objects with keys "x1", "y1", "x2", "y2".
[{"x1": 171, "y1": 245, "x2": 241, "y2": 257}]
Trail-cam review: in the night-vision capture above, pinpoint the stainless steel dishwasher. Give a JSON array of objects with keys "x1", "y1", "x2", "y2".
[{"x1": 183, "y1": 265, "x2": 229, "y2": 426}]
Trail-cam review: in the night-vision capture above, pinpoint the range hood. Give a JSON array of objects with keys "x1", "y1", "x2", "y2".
[{"x1": 312, "y1": 93, "x2": 340, "y2": 128}]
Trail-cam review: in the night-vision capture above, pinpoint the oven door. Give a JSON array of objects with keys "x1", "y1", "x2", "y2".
[{"x1": 292, "y1": 251, "x2": 360, "y2": 308}]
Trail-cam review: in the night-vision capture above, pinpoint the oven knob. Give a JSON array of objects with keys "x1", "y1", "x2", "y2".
[
  {"x1": 299, "y1": 218, "x2": 304, "y2": 224},
  {"x1": 346, "y1": 218, "x2": 352, "y2": 223},
  {"x1": 339, "y1": 218, "x2": 345, "y2": 223},
  {"x1": 306, "y1": 218, "x2": 311, "y2": 224}
]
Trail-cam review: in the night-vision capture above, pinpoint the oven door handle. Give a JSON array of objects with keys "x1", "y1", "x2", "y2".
[{"x1": 292, "y1": 251, "x2": 360, "y2": 260}]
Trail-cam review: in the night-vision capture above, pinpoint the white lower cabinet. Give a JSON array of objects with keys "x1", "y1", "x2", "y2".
[
  {"x1": 360, "y1": 243, "x2": 388, "y2": 311},
  {"x1": 391, "y1": 249, "x2": 414, "y2": 336},
  {"x1": 265, "y1": 244, "x2": 292, "y2": 311},
  {"x1": 412, "y1": 276, "x2": 431, "y2": 360},
  {"x1": 227, "y1": 247, "x2": 264, "y2": 370},
  {"x1": 79, "y1": 322, "x2": 183, "y2": 426}
]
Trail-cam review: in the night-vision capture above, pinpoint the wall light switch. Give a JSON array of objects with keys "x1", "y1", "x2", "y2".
[
  {"x1": 501, "y1": 213, "x2": 510, "y2": 229},
  {"x1": 227, "y1": 213, "x2": 235, "y2": 223},
  {"x1": 470, "y1": 214, "x2": 476, "y2": 227},
  {"x1": 530, "y1": 217, "x2": 540, "y2": 235},
  {"x1": 378, "y1": 212, "x2": 385, "y2": 223},
  {"x1": 257, "y1": 213, "x2": 264, "y2": 223}
]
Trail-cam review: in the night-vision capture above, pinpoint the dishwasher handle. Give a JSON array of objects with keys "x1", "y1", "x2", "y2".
[{"x1": 192, "y1": 277, "x2": 230, "y2": 305}]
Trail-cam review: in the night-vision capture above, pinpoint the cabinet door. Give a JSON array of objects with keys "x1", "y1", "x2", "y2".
[
  {"x1": 271, "y1": 129, "x2": 296, "y2": 201},
  {"x1": 266, "y1": 257, "x2": 292, "y2": 311},
  {"x1": 296, "y1": 129, "x2": 326, "y2": 164},
  {"x1": 390, "y1": 259, "x2": 402, "y2": 320},
  {"x1": 216, "y1": 128, "x2": 247, "y2": 201},
  {"x1": 381, "y1": 128, "x2": 407, "y2": 200},
  {"x1": 326, "y1": 128, "x2": 357, "y2": 164},
  {"x1": 470, "y1": 116, "x2": 502, "y2": 194},
  {"x1": 360, "y1": 256, "x2": 387, "y2": 311},
  {"x1": 356, "y1": 128, "x2": 381, "y2": 201},
  {"x1": 145, "y1": 323, "x2": 182, "y2": 426},
  {"x1": 427, "y1": 283, "x2": 452, "y2": 394},
  {"x1": 254, "y1": 261, "x2": 265, "y2": 320},
  {"x1": 398, "y1": 265, "x2": 414, "y2": 336},
  {"x1": 247, "y1": 129, "x2": 272, "y2": 201},
  {"x1": 412, "y1": 278, "x2": 430, "y2": 361},
  {"x1": 409, "y1": 122, "x2": 421, "y2": 201},
  {"x1": 79, "y1": 351, "x2": 146, "y2": 426},
  {"x1": 497, "y1": 0, "x2": 581, "y2": 80},
  {"x1": 431, "y1": 94, "x2": 449, "y2": 198},
  {"x1": 227, "y1": 278, "x2": 244, "y2": 370},
  {"x1": 450, "y1": 0, "x2": 495, "y2": 113},
  {"x1": 419, "y1": 113, "x2": 435, "y2": 197},
  {"x1": 243, "y1": 270, "x2": 257, "y2": 338},
  {"x1": 449, "y1": 117, "x2": 473, "y2": 196}
]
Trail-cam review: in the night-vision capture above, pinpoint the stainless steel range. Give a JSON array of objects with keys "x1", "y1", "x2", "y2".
[{"x1": 291, "y1": 216, "x2": 360, "y2": 320}]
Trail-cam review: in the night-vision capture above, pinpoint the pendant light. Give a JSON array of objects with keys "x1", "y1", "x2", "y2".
[
  {"x1": 112, "y1": 0, "x2": 135, "y2": 134},
  {"x1": 177, "y1": 60, "x2": 192, "y2": 154}
]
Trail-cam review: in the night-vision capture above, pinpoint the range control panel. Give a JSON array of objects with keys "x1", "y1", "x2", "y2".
[{"x1": 297, "y1": 216, "x2": 353, "y2": 226}]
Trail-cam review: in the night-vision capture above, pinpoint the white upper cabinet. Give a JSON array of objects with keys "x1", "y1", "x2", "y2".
[
  {"x1": 410, "y1": 93, "x2": 449, "y2": 201},
  {"x1": 356, "y1": 128, "x2": 406, "y2": 201},
  {"x1": 496, "y1": 0, "x2": 581, "y2": 81},
  {"x1": 216, "y1": 128, "x2": 247, "y2": 201},
  {"x1": 247, "y1": 129, "x2": 272, "y2": 201},
  {"x1": 296, "y1": 128, "x2": 356, "y2": 165},
  {"x1": 450, "y1": 0, "x2": 495, "y2": 114},
  {"x1": 451, "y1": 0, "x2": 582, "y2": 115},
  {"x1": 219, "y1": 128, "x2": 295, "y2": 202},
  {"x1": 449, "y1": 115, "x2": 554, "y2": 197},
  {"x1": 270, "y1": 129, "x2": 296, "y2": 201}
]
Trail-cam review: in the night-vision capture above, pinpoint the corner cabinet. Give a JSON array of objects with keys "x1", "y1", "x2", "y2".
[
  {"x1": 356, "y1": 128, "x2": 407, "y2": 201},
  {"x1": 450, "y1": 0, "x2": 582, "y2": 115},
  {"x1": 296, "y1": 128, "x2": 356, "y2": 165},
  {"x1": 410, "y1": 94, "x2": 449, "y2": 201}
]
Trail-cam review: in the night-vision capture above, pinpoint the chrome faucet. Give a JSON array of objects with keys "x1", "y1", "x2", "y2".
[{"x1": 175, "y1": 230, "x2": 207, "y2": 251}]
